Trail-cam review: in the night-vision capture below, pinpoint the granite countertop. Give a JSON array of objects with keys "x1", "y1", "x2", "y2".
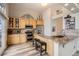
[{"x1": 34, "y1": 33, "x2": 79, "y2": 44}]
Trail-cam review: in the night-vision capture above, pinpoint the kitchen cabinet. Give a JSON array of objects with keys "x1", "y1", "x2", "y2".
[
  {"x1": 19, "y1": 18, "x2": 26, "y2": 29},
  {"x1": 25, "y1": 19, "x2": 29, "y2": 25},
  {"x1": 32, "y1": 20, "x2": 36, "y2": 28},
  {"x1": 59, "y1": 39, "x2": 77, "y2": 56},
  {"x1": 36, "y1": 19, "x2": 44, "y2": 26},
  {"x1": 22, "y1": 18, "x2": 36, "y2": 28},
  {"x1": 19, "y1": 34, "x2": 27, "y2": 43},
  {"x1": 8, "y1": 17, "x2": 43, "y2": 29},
  {"x1": 9, "y1": 18, "x2": 19, "y2": 29},
  {"x1": 8, "y1": 34, "x2": 19, "y2": 44},
  {"x1": 8, "y1": 34, "x2": 27, "y2": 45}
]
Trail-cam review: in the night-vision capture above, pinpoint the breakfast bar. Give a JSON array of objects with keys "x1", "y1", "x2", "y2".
[{"x1": 34, "y1": 33, "x2": 79, "y2": 56}]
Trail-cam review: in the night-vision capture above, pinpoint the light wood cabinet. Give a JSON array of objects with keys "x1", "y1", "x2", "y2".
[
  {"x1": 19, "y1": 18, "x2": 26, "y2": 28},
  {"x1": 8, "y1": 34, "x2": 19, "y2": 44},
  {"x1": 29, "y1": 19, "x2": 33, "y2": 25},
  {"x1": 33, "y1": 20, "x2": 36, "y2": 28},
  {"x1": 19, "y1": 34, "x2": 27, "y2": 43},
  {"x1": 25, "y1": 19, "x2": 29, "y2": 25},
  {"x1": 9, "y1": 17, "x2": 44, "y2": 29},
  {"x1": 25, "y1": 18, "x2": 36, "y2": 28},
  {"x1": 36, "y1": 19, "x2": 44, "y2": 25},
  {"x1": 8, "y1": 34, "x2": 27, "y2": 45}
]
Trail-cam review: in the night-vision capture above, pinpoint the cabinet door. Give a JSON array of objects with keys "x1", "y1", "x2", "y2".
[
  {"x1": 36, "y1": 19, "x2": 43, "y2": 25},
  {"x1": 25, "y1": 19, "x2": 29, "y2": 25},
  {"x1": 29, "y1": 19, "x2": 33, "y2": 25},
  {"x1": 19, "y1": 19, "x2": 25, "y2": 28},
  {"x1": 59, "y1": 40, "x2": 76, "y2": 56},
  {"x1": 32, "y1": 20, "x2": 36, "y2": 28},
  {"x1": 8, "y1": 35, "x2": 19, "y2": 45},
  {"x1": 19, "y1": 34, "x2": 27, "y2": 43},
  {"x1": 13, "y1": 18, "x2": 15, "y2": 29},
  {"x1": 40, "y1": 19, "x2": 44, "y2": 25}
]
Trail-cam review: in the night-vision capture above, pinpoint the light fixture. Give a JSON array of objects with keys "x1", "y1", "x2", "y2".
[
  {"x1": 64, "y1": 3, "x2": 69, "y2": 6},
  {"x1": 41, "y1": 3, "x2": 48, "y2": 7},
  {"x1": 71, "y1": 8, "x2": 75, "y2": 11}
]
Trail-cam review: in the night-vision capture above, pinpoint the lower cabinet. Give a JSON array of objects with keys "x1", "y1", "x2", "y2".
[
  {"x1": 59, "y1": 39, "x2": 77, "y2": 56},
  {"x1": 8, "y1": 34, "x2": 27, "y2": 45},
  {"x1": 19, "y1": 34, "x2": 27, "y2": 43}
]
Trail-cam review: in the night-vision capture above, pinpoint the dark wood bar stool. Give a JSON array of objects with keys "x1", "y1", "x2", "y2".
[{"x1": 34, "y1": 38, "x2": 47, "y2": 56}]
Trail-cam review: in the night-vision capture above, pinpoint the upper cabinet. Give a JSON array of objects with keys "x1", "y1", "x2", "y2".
[
  {"x1": 8, "y1": 18, "x2": 19, "y2": 29},
  {"x1": 19, "y1": 18, "x2": 26, "y2": 29},
  {"x1": 36, "y1": 16, "x2": 44, "y2": 26},
  {"x1": 36, "y1": 19, "x2": 44, "y2": 26}
]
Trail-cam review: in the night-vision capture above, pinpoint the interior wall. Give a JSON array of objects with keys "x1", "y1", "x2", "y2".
[
  {"x1": 8, "y1": 4, "x2": 39, "y2": 19},
  {"x1": 5, "y1": 4, "x2": 9, "y2": 16},
  {"x1": 43, "y1": 8, "x2": 52, "y2": 36}
]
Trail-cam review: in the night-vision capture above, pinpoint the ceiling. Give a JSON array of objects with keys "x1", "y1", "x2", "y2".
[
  {"x1": 8, "y1": 3, "x2": 79, "y2": 14},
  {"x1": 60, "y1": 3, "x2": 79, "y2": 13}
]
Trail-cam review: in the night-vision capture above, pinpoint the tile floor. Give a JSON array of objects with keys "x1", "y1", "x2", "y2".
[
  {"x1": 2, "y1": 41, "x2": 79, "y2": 56},
  {"x1": 2, "y1": 42, "x2": 47, "y2": 56}
]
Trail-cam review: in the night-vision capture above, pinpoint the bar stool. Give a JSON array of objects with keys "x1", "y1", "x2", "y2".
[{"x1": 34, "y1": 39, "x2": 47, "y2": 56}]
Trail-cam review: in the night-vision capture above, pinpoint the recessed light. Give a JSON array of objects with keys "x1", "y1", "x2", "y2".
[
  {"x1": 71, "y1": 8, "x2": 75, "y2": 11},
  {"x1": 64, "y1": 3, "x2": 69, "y2": 6},
  {"x1": 41, "y1": 3, "x2": 48, "y2": 7}
]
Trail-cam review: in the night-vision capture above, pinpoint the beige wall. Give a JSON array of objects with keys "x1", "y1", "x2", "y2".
[
  {"x1": 55, "y1": 17, "x2": 63, "y2": 33},
  {"x1": 8, "y1": 4, "x2": 39, "y2": 19},
  {"x1": 5, "y1": 4, "x2": 9, "y2": 16}
]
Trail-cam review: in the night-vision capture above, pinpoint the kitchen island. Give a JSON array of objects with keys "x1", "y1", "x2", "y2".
[{"x1": 34, "y1": 33, "x2": 79, "y2": 56}]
